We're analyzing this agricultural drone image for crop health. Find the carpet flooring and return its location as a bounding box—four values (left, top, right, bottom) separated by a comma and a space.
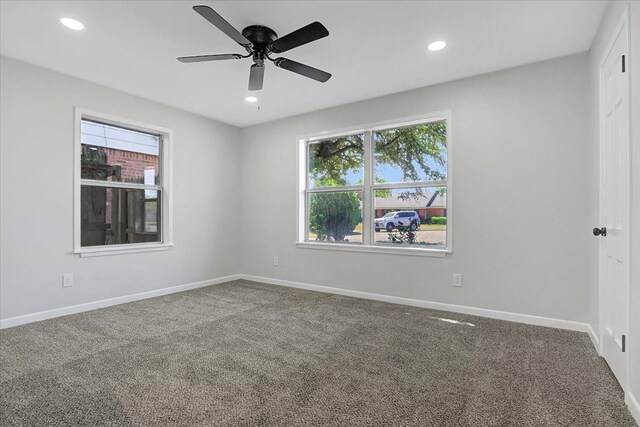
0, 280, 636, 426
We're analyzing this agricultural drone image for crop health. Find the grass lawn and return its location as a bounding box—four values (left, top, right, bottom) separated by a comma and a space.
421, 224, 447, 231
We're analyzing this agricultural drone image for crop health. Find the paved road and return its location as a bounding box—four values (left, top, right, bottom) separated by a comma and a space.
343, 230, 446, 246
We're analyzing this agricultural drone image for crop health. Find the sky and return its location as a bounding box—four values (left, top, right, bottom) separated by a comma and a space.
342, 156, 447, 185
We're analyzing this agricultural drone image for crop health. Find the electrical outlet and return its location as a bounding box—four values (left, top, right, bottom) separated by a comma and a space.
273, 256, 279, 266
453, 273, 462, 287
62, 273, 73, 288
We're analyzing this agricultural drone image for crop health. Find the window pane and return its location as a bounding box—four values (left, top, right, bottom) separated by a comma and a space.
374, 121, 447, 183
81, 186, 161, 247
308, 134, 364, 188
308, 191, 362, 243
373, 187, 446, 249
81, 119, 160, 184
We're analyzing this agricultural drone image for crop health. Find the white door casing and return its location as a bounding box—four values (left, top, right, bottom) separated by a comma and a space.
598, 8, 630, 391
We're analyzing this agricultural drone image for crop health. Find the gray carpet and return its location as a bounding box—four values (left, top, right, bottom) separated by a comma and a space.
0, 280, 636, 426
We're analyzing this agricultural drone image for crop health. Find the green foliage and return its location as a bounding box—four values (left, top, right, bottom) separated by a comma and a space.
308, 134, 363, 184
308, 122, 447, 184
81, 146, 110, 180
374, 122, 447, 181
430, 216, 447, 225
309, 179, 360, 241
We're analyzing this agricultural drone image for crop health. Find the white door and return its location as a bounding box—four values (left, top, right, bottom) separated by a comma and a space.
598, 14, 629, 390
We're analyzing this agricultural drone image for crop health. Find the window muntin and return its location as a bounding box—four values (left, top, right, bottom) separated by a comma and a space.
301, 114, 450, 253
75, 112, 171, 254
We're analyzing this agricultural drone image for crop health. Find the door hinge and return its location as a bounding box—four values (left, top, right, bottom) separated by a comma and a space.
622, 55, 626, 73
622, 334, 626, 352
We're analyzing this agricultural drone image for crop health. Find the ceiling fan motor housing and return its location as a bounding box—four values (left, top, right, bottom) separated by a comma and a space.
242, 25, 277, 49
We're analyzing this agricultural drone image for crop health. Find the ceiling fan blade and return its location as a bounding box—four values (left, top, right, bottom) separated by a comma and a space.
192, 5, 251, 48
248, 64, 265, 91
274, 58, 331, 83
177, 54, 244, 63
271, 22, 329, 53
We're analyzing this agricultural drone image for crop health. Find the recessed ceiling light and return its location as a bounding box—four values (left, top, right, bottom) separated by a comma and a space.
427, 40, 446, 52
60, 17, 84, 31
244, 96, 258, 103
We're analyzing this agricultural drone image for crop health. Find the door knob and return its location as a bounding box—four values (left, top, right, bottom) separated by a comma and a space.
593, 227, 607, 236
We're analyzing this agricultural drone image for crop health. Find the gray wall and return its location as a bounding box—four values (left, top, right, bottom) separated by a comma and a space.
239, 53, 591, 323
0, 56, 242, 319
588, 0, 640, 409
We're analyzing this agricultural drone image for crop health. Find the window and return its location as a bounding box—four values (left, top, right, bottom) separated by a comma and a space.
74, 109, 173, 256
298, 112, 451, 255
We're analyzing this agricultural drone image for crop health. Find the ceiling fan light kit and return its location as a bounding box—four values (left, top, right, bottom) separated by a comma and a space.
178, 5, 332, 91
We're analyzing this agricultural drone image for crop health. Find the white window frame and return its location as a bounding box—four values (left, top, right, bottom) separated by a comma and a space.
73, 107, 173, 257
296, 111, 452, 257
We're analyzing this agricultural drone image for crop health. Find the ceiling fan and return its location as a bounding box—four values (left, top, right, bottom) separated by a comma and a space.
177, 5, 332, 91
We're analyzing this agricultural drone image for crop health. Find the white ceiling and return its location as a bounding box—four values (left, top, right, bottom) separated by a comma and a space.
0, 1, 607, 127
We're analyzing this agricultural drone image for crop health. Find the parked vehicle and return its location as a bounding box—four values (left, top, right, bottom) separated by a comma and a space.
374, 211, 420, 232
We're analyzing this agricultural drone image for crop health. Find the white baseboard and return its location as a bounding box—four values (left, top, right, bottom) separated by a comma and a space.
586, 323, 600, 353
0, 274, 242, 329
0, 272, 594, 339
239, 274, 592, 334
626, 391, 640, 425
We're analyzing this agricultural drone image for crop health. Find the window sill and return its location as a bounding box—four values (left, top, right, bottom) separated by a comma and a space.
74, 243, 173, 258
296, 242, 449, 257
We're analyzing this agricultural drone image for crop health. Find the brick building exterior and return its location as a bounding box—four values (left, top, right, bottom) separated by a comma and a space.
104, 147, 158, 183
